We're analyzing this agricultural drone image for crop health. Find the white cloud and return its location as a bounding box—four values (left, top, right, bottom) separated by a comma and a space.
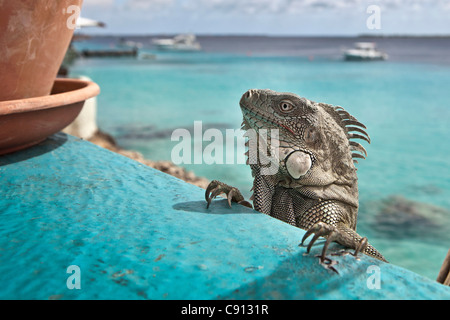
83, 0, 450, 14
124, 0, 174, 10
83, 0, 115, 7
172, 0, 450, 15
79, 0, 450, 35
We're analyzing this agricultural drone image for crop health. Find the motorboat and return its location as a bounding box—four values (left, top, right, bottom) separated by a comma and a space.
344, 42, 388, 61
118, 38, 143, 49
152, 34, 201, 51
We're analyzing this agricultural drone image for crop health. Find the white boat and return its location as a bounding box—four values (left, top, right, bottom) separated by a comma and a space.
118, 38, 143, 49
152, 34, 201, 51
76, 16, 106, 28
344, 42, 388, 61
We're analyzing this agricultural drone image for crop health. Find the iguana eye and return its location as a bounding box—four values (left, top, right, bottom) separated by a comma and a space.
279, 101, 294, 113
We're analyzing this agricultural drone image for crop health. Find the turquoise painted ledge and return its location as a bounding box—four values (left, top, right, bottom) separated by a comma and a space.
0, 133, 449, 300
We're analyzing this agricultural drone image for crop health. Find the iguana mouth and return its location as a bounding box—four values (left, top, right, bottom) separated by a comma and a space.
240, 103, 296, 136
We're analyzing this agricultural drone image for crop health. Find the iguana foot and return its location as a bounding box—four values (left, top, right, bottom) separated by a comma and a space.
205, 180, 253, 209
331, 237, 369, 261
300, 222, 341, 273
300, 221, 387, 264
316, 256, 339, 274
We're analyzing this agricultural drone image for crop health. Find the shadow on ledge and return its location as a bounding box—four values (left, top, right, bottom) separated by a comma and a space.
173, 199, 257, 214
0, 132, 68, 166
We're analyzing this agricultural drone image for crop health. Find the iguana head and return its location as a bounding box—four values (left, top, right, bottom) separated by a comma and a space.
240, 89, 370, 208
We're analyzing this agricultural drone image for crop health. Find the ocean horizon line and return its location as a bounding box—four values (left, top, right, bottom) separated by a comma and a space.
75, 33, 450, 39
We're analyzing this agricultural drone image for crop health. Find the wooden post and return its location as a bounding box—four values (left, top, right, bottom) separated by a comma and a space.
437, 249, 450, 286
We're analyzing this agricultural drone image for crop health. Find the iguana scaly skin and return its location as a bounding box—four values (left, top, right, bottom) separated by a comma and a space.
206, 89, 387, 268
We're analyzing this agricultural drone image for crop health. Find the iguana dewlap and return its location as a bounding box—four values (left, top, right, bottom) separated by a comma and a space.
206, 89, 387, 269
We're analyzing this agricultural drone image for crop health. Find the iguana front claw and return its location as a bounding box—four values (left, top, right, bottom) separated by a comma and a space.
300, 221, 384, 272
300, 222, 341, 273
205, 180, 253, 209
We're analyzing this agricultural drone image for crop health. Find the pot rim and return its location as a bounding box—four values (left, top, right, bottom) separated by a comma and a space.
0, 78, 100, 116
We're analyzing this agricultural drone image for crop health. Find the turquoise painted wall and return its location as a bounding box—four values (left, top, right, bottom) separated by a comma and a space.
0, 133, 448, 299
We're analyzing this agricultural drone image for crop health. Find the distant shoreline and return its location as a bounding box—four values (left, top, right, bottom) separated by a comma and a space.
74, 33, 450, 39
87, 130, 210, 190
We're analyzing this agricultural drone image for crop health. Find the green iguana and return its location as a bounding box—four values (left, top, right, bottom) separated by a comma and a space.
205, 89, 387, 270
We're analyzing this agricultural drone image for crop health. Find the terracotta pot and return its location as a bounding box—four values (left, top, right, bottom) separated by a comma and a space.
0, 0, 84, 101
0, 78, 100, 155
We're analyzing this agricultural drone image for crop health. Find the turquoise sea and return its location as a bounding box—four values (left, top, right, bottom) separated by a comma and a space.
71, 36, 450, 281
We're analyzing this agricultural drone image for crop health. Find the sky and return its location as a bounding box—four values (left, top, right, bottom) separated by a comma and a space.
79, 0, 450, 36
